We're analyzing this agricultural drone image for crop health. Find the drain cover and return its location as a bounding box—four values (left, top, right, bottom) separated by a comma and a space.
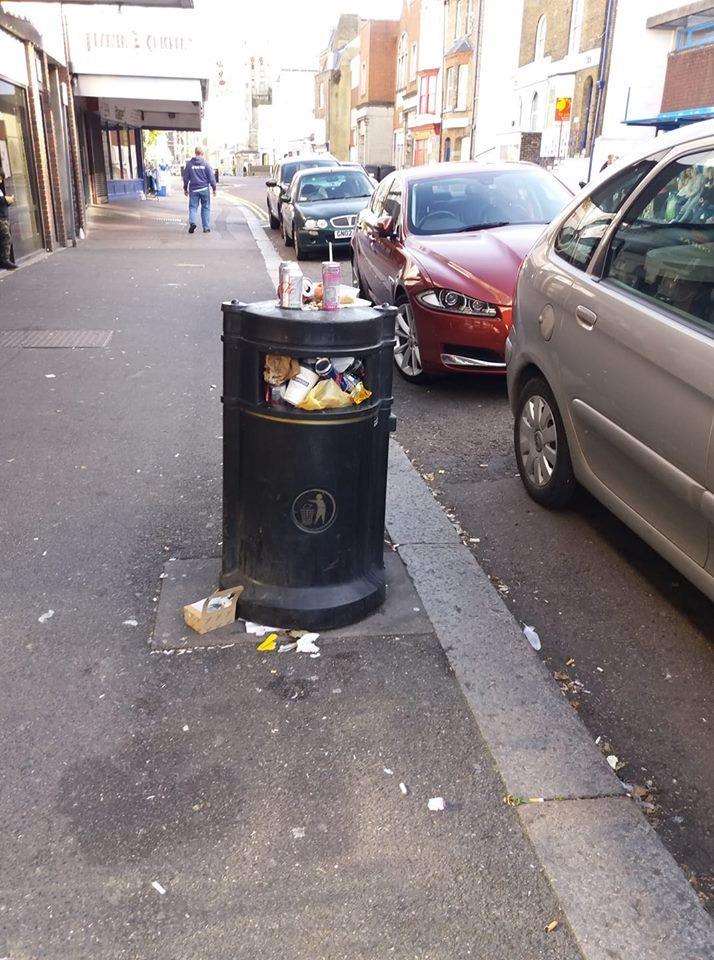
0, 329, 113, 349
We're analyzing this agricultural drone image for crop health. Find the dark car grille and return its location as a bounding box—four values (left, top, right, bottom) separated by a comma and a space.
330, 214, 357, 228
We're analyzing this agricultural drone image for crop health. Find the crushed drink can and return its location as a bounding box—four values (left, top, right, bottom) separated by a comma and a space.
321, 261, 340, 311
277, 261, 291, 302
279, 262, 304, 309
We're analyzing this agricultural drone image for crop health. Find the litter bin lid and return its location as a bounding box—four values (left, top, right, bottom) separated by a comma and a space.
222, 299, 397, 354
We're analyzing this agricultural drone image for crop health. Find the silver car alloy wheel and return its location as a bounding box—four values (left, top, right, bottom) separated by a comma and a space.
394, 300, 423, 378
519, 395, 558, 487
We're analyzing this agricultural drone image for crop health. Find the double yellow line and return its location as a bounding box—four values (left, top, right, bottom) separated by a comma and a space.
222, 191, 269, 222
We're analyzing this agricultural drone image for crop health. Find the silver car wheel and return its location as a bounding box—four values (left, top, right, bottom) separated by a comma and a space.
519, 395, 558, 488
394, 301, 423, 378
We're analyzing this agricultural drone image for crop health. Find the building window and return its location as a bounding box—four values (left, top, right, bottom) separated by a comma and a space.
569, 0, 583, 54
361, 62, 368, 97
107, 128, 122, 179
446, 66, 458, 111
529, 91, 540, 131
675, 15, 714, 49
419, 73, 438, 114
397, 32, 409, 88
410, 43, 418, 81
535, 15, 547, 60
319, 83, 325, 109
454, 0, 463, 38
466, 0, 474, 32
456, 64, 469, 111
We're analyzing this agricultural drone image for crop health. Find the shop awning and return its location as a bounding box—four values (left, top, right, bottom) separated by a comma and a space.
75, 75, 203, 103
624, 105, 714, 130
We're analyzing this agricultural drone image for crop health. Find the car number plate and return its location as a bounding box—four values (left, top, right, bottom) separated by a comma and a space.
334, 229, 354, 239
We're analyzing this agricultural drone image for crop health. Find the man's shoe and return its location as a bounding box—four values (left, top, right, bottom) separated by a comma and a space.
188, 223, 197, 234
1, 260, 17, 269
203, 228, 211, 233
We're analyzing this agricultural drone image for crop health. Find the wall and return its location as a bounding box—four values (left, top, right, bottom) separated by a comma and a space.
358, 105, 394, 164
661, 45, 714, 113
3, 1, 65, 64
473, 0, 524, 157
596, 0, 676, 167
361, 20, 398, 105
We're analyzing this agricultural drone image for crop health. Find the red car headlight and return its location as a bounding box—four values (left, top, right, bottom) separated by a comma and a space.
416, 288, 499, 317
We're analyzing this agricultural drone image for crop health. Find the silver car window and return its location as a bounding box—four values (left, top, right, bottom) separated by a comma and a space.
602, 148, 714, 336
553, 160, 658, 271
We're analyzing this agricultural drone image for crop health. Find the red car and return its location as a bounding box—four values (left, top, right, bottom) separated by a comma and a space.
351, 162, 571, 382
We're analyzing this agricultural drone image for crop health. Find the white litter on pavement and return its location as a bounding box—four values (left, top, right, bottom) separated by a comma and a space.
38, 609, 54, 624
606, 755, 619, 769
523, 625, 541, 651
44, 373, 56, 379
383, 768, 394, 775
291, 827, 305, 839
296, 633, 320, 655
151, 881, 166, 895
427, 797, 446, 812
182, 724, 189, 732
399, 782, 408, 795
245, 621, 281, 636
122, 618, 138, 627
278, 642, 297, 653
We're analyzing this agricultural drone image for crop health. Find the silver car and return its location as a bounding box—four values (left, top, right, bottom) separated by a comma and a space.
506, 121, 714, 602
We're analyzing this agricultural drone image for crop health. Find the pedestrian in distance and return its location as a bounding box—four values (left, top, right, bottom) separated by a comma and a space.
182, 146, 217, 234
0, 161, 17, 270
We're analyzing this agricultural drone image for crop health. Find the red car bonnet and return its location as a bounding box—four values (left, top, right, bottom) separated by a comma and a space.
408, 223, 547, 306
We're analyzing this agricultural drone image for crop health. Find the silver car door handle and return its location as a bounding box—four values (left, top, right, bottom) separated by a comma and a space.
576, 305, 598, 330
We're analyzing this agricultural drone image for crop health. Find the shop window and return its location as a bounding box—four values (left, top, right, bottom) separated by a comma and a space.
107, 129, 122, 179
0, 80, 42, 259
120, 127, 132, 178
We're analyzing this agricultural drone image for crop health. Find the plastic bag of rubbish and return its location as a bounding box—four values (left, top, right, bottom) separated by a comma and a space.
264, 354, 300, 385
298, 378, 352, 410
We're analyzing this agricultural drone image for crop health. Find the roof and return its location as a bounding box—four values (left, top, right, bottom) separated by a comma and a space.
444, 36, 474, 57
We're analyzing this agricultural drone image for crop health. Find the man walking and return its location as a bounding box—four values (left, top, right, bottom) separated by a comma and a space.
0, 161, 17, 269
182, 147, 216, 234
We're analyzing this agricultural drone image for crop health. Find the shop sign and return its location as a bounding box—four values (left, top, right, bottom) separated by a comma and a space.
555, 97, 572, 122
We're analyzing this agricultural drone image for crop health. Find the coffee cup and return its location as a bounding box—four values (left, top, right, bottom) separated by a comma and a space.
284, 365, 319, 405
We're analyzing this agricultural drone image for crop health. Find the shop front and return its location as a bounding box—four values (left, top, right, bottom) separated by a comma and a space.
0, 24, 43, 260
64, 5, 208, 204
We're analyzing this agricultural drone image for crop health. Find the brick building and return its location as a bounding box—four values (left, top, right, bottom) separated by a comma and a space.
512, 0, 608, 180
393, 0, 443, 168
351, 19, 398, 166
314, 14, 360, 160
440, 0, 478, 161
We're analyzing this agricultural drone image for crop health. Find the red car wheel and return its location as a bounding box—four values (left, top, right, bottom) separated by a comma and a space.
394, 297, 429, 384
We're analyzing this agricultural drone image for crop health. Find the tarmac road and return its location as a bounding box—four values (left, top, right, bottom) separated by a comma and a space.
227, 173, 714, 911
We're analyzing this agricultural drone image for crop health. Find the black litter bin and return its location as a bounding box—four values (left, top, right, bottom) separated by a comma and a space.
220, 299, 397, 630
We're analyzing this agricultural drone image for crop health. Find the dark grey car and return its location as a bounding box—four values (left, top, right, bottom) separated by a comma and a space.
265, 155, 336, 229
507, 120, 714, 602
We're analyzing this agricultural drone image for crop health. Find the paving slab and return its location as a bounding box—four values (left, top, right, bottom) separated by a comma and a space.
151, 550, 432, 651
519, 797, 714, 960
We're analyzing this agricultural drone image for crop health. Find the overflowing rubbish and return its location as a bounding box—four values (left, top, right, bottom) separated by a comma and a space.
427, 797, 446, 812
264, 348, 371, 412
183, 586, 243, 635
523, 624, 541, 651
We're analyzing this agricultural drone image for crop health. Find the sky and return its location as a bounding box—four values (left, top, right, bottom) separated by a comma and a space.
196, 0, 403, 71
